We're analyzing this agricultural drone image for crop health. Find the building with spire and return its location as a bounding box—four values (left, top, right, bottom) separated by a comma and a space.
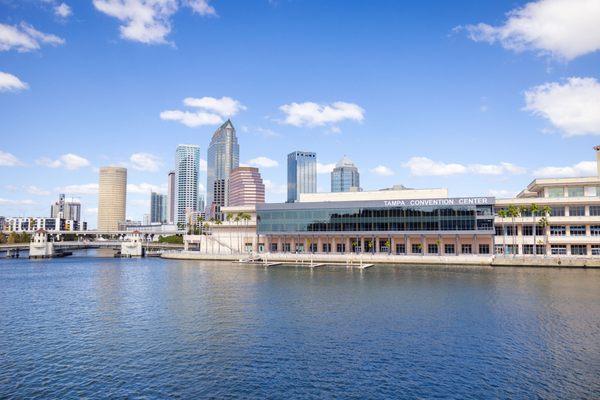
331, 155, 361, 192
207, 119, 239, 219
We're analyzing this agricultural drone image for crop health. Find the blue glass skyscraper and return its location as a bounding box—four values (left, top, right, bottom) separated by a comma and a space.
331, 156, 360, 192
287, 151, 317, 202
207, 119, 239, 218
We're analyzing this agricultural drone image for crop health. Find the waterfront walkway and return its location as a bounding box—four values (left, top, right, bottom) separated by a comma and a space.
162, 251, 600, 268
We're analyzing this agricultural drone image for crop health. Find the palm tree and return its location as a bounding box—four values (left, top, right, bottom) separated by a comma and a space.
530, 204, 539, 256
540, 205, 552, 256
225, 213, 233, 253
497, 209, 508, 255
538, 216, 550, 257
507, 205, 520, 256
214, 218, 223, 254
234, 213, 241, 253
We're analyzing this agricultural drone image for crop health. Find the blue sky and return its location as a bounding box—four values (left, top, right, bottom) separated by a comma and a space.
1, 0, 600, 227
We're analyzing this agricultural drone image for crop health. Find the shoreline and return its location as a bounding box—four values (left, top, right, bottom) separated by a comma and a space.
161, 251, 600, 268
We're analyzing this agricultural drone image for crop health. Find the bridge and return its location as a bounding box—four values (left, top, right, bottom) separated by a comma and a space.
1, 229, 184, 237
1, 237, 183, 258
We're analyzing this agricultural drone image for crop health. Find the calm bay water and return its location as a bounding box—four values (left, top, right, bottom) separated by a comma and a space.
1, 254, 599, 399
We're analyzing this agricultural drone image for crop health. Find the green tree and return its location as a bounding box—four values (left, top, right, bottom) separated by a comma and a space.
530, 203, 539, 256
507, 205, 520, 256
497, 209, 508, 255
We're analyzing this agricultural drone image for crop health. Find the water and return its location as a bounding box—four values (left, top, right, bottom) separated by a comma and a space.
1, 255, 599, 399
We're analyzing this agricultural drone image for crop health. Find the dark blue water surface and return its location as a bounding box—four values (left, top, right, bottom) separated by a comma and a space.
1, 254, 599, 399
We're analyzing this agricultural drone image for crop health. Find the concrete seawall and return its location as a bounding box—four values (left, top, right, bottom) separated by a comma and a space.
162, 251, 600, 268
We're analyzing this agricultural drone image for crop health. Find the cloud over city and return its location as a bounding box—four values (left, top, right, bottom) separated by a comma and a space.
0, 22, 64, 52
36, 154, 90, 170
403, 157, 526, 176
279, 101, 365, 130
461, 0, 600, 61
160, 96, 246, 127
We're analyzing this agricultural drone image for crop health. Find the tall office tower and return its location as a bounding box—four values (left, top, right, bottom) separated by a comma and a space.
331, 155, 361, 192
228, 167, 265, 206
175, 144, 200, 226
98, 166, 127, 231
287, 151, 316, 202
207, 119, 239, 218
50, 194, 82, 221
198, 194, 205, 214
167, 170, 175, 223
150, 192, 167, 223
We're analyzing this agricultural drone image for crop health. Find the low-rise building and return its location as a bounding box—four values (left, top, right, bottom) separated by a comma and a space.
5, 217, 87, 232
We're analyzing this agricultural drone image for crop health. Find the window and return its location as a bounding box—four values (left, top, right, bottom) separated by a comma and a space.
568, 187, 584, 197
336, 243, 346, 253
461, 244, 472, 254
535, 226, 544, 236
522, 225, 533, 236
547, 187, 564, 198
270, 243, 278, 252
592, 245, 600, 256
590, 206, 600, 216
571, 245, 587, 255
309, 243, 318, 252
494, 245, 504, 255
495, 226, 503, 236
591, 226, 600, 236
479, 244, 490, 254
505, 226, 514, 235
427, 244, 438, 254
283, 243, 291, 252
395, 243, 405, 254
535, 245, 545, 255
322, 243, 331, 253
569, 225, 586, 236
569, 206, 585, 216
444, 244, 455, 254
550, 225, 566, 236
523, 244, 534, 255
550, 206, 565, 216
412, 244, 422, 254
506, 245, 519, 255
551, 245, 567, 255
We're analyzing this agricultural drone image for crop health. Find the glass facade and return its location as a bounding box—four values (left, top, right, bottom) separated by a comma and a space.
175, 145, 200, 226
150, 192, 167, 223
287, 151, 316, 202
331, 156, 360, 192
257, 199, 495, 234
207, 120, 239, 218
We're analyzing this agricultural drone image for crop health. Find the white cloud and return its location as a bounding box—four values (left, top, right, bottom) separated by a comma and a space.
0, 22, 64, 52
247, 156, 279, 168
56, 183, 99, 195
370, 165, 395, 176
462, 0, 600, 61
0, 71, 28, 92
524, 77, 600, 136
37, 153, 90, 170
130, 152, 162, 172
25, 186, 51, 196
279, 101, 365, 128
403, 157, 526, 176
128, 183, 166, 194
316, 162, 335, 174
93, 0, 216, 44
55, 3, 72, 18
533, 161, 596, 177
161, 96, 245, 127
0, 198, 36, 206
0, 150, 23, 166
200, 158, 207, 171
263, 179, 287, 195
183, 96, 245, 116
186, 0, 216, 16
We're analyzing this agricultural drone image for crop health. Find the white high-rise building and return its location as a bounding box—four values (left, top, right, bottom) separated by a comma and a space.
175, 145, 200, 227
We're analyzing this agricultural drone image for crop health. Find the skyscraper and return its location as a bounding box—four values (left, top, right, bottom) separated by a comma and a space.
167, 170, 175, 223
207, 119, 239, 218
50, 194, 82, 221
175, 145, 200, 227
331, 155, 361, 192
98, 166, 127, 231
150, 192, 167, 223
228, 167, 265, 206
287, 151, 316, 202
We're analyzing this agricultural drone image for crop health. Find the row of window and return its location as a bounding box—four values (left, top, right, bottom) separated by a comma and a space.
268, 242, 490, 254
494, 244, 600, 255
496, 225, 600, 236
496, 205, 600, 217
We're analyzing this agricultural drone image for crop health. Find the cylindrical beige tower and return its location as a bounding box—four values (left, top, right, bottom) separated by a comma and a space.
98, 166, 127, 231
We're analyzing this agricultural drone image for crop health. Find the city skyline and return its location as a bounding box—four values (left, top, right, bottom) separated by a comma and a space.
1, 1, 600, 227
